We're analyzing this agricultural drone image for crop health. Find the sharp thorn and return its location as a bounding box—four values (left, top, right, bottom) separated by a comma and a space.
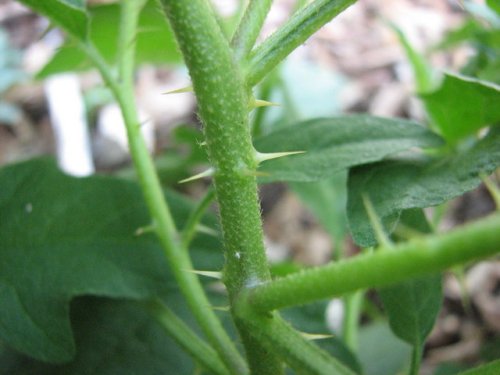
185, 270, 222, 279
300, 332, 334, 341
255, 150, 305, 163
162, 85, 193, 95
248, 96, 281, 109
179, 168, 214, 184
211, 305, 231, 312
135, 224, 156, 236
196, 224, 219, 237
252, 99, 280, 108
255, 99, 280, 107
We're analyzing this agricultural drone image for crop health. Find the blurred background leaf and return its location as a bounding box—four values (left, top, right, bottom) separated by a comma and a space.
0, 158, 223, 363
347, 128, 500, 247
17, 0, 88, 41
37, 0, 181, 78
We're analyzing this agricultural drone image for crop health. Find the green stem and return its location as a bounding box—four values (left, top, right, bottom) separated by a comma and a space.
78, 4, 244, 374
231, 0, 274, 61
244, 213, 500, 312
147, 300, 231, 375
409, 344, 422, 375
233, 310, 355, 375
246, 0, 356, 87
117, 0, 147, 84
181, 188, 216, 248
342, 291, 363, 352
160, 1, 281, 373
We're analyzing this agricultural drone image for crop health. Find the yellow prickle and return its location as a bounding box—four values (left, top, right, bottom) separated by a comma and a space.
299, 332, 334, 341
248, 95, 280, 109
185, 270, 223, 279
255, 150, 305, 164
179, 168, 214, 183
134, 224, 156, 236
161, 85, 193, 95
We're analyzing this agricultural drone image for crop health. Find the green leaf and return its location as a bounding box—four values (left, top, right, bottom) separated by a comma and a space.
347, 129, 500, 247
37, 1, 180, 78
433, 363, 469, 375
488, 0, 500, 15
59, 0, 84, 9
0, 297, 195, 375
379, 210, 442, 351
290, 171, 348, 249
0, 158, 222, 363
421, 73, 500, 143
458, 359, 500, 375
378, 210, 442, 373
357, 321, 412, 375
17, 0, 88, 41
254, 115, 443, 182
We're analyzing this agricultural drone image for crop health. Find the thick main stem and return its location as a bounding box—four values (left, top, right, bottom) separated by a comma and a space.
161, 1, 281, 373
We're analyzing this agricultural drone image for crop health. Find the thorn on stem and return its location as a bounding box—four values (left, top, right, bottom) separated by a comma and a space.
179, 168, 214, 184
196, 224, 219, 237
135, 224, 156, 236
185, 269, 222, 280
299, 332, 334, 341
211, 305, 230, 312
255, 150, 305, 164
249, 98, 280, 109
162, 85, 193, 95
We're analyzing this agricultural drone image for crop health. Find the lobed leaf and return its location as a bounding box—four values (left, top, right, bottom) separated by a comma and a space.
254, 115, 444, 182
0, 158, 222, 363
421, 73, 500, 143
17, 0, 88, 41
347, 129, 500, 247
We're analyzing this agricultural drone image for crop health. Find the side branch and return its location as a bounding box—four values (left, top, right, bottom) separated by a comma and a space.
243, 213, 500, 312
246, 0, 356, 87
231, 0, 274, 61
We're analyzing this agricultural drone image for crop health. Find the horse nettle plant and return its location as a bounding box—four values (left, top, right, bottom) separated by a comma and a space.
1, 1, 500, 374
